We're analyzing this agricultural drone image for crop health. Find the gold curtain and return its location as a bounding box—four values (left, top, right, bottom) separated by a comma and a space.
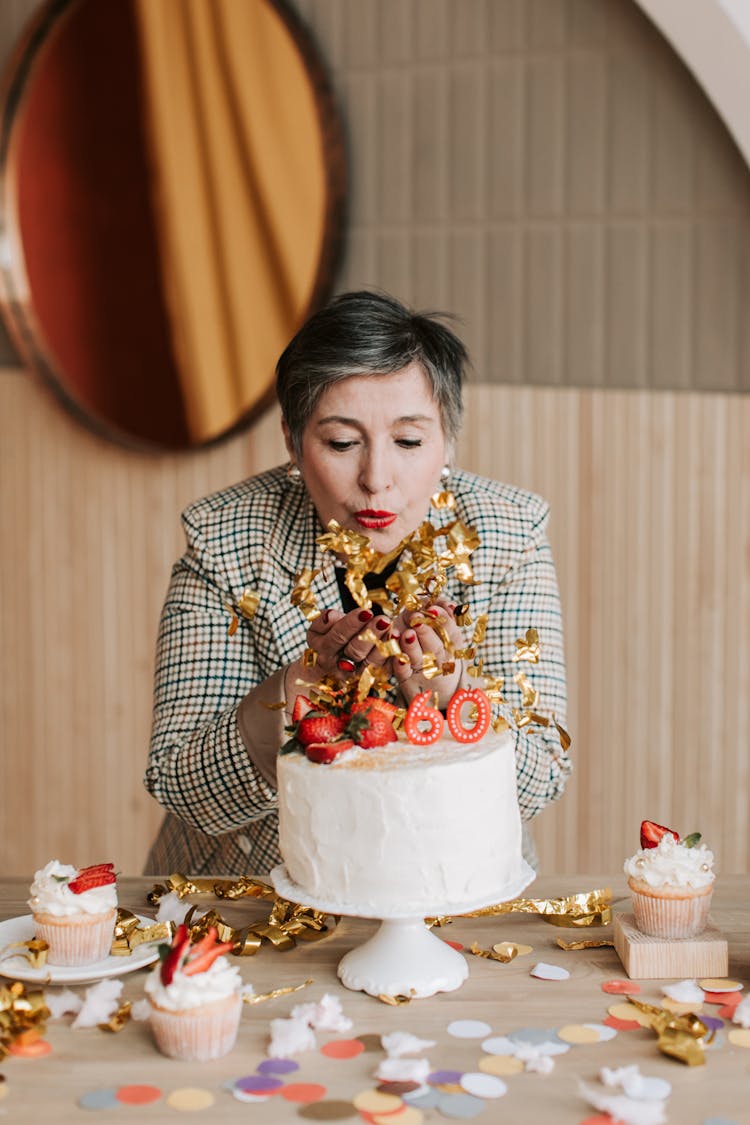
133, 0, 328, 443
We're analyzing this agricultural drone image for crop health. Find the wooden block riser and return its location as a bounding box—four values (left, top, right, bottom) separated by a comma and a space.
614, 913, 729, 979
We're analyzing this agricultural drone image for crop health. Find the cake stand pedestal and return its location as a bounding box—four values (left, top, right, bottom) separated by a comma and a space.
271, 862, 535, 999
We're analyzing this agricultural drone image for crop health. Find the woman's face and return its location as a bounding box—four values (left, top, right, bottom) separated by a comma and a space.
288, 362, 450, 554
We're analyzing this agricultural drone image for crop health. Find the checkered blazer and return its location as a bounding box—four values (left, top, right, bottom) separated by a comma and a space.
144, 464, 570, 876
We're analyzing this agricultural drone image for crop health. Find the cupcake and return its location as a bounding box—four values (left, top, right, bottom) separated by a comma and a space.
624, 821, 715, 939
28, 860, 117, 966
145, 924, 242, 1061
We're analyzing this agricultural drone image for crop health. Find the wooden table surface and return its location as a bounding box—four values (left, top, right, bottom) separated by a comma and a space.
1, 874, 749, 1122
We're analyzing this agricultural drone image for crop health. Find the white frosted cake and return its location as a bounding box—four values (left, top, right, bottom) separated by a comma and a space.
276, 727, 534, 917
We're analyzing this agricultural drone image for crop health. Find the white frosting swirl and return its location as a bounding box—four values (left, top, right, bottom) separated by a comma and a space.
624, 834, 715, 889
28, 860, 117, 917
144, 956, 242, 1012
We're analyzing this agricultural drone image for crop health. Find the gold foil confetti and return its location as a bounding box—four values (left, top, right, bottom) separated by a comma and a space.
111, 909, 171, 955
147, 875, 337, 955
468, 941, 518, 963
450, 887, 612, 927
556, 937, 615, 951
626, 996, 710, 1065
0, 982, 49, 1059
377, 992, 415, 1006
512, 628, 541, 664
244, 979, 313, 1004
238, 589, 260, 619
0, 939, 48, 969
290, 568, 321, 620
98, 1001, 132, 1032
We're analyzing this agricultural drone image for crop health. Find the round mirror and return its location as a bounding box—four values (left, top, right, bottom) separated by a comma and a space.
0, 0, 346, 450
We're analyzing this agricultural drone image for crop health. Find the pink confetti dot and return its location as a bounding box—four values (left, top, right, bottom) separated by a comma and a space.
601, 980, 640, 995
321, 1039, 365, 1060
279, 1083, 327, 1103
603, 1015, 641, 1031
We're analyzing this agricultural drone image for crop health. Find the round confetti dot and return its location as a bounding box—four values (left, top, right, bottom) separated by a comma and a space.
435, 1083, 464, 1094
298, 1101, 360, 1121
402, 1087, 441, 1109
718, 1004, 741, 1018
166, 1088, 215, 1111
661, 997, 702, 1015
580, 1117, 621, 1125
530, 962, 570, 981
603, 1015, 641, 1032
607, 1002, 652, 1027
8, 1038, 52, 1058
444, 940, 464, 951
428, 1069, 464, 1084
727, 1029, 750, 1048
705, 990, 742, 1007
701, 1014, 724, 1031
602, 979, 640, 995
481, 1035, 517, 1055
0, 1084, 7, 1104
322, 1038, 365, 1059
700, 979, 743, 992
557, 1024, 602, 1045
459, 1072, 507, 1098
78, 1088, 121, 1110
280, 1083, 328, 1104
509, 1027, 564, 1047
437, 1091, 486, 1119
233, 1089, 270, 1104
702, 1119, 742, 1125
447, 1020, 492, 1039
377, 1082, 421, 1095
236, 1075, 284, 1094
257, 1057, 300, 1075
478, 1054, 524, 1077
373, 1108, 424, 1125
116, 1085, 161, 1106
583, 1022, 618, 1042
353, 1089, 403, 1113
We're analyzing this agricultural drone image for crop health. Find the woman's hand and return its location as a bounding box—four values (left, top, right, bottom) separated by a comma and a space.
303, 607, 393, 680
389, 601, 466, 708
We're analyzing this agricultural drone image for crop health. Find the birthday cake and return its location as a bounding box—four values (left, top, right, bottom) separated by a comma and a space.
277, 723, 534, 917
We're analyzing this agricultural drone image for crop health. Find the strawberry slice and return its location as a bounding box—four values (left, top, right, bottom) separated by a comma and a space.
68, 864, 117, 894
160, 924, 191, 985
182, 939, 234, 977
297, 711, 348, 746
291, 695, 315, 723
640, 820, 678, 849
305, 739, 354, 763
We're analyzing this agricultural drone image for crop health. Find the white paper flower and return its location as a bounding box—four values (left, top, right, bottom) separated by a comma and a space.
239, 982, 255, 1002
130, 999, 151, 1021
267, 1016, 316, 1057
524, 1053, 555, 1075
291, 992, 352, 1032
71, 979, 124, 1029
44, 988, 83, 1019
381, 1031, 436, 1057
579, 1080, 667, 1125
601, 1065, 671, 1100
154, 891, 193, 925
660, 979, 704, 1005
732, 994, 750, 1028
375, 1057, 431, 1083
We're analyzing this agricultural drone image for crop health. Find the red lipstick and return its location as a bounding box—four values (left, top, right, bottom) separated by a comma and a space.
355, 510, 397, 530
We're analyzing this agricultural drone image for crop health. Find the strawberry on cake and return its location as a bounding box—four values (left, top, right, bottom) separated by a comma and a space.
28, 860, 118, 966
145, 924, 242, 1060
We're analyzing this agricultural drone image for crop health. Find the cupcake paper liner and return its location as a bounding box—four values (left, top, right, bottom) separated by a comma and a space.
149, 993, 242, 1061
629, 884, 713, 939
32, 908, 116, 966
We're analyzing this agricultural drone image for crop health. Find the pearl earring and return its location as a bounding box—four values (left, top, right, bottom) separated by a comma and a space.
287, 463, 301, 480
440, 465, 451, 483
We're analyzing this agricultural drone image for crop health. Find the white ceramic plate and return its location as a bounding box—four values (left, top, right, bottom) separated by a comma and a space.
0, 914, 160, 984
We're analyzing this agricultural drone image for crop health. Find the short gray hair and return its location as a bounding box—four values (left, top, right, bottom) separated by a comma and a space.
276, 290, 469, 456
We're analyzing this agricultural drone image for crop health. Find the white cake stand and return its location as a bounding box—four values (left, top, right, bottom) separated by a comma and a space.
270, 862, 535, 999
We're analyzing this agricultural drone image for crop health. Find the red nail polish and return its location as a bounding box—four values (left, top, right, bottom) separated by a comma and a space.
391, 630, 400, 641
375, 618, 389, 631
426, 607, 440, 618
358, 610, 373, 622
338, 658, 356, 672
404, 632, 416, 644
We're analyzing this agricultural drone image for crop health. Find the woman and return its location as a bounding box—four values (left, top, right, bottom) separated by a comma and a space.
144, 290, 570, 875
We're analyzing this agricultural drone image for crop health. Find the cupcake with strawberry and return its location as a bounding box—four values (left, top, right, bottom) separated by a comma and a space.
624, 821, 716, 939
145, 924, 242, 1061
28, 860, 118, 965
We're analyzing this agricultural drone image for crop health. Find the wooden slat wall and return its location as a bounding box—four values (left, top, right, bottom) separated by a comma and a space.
1, 0, 749, 876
